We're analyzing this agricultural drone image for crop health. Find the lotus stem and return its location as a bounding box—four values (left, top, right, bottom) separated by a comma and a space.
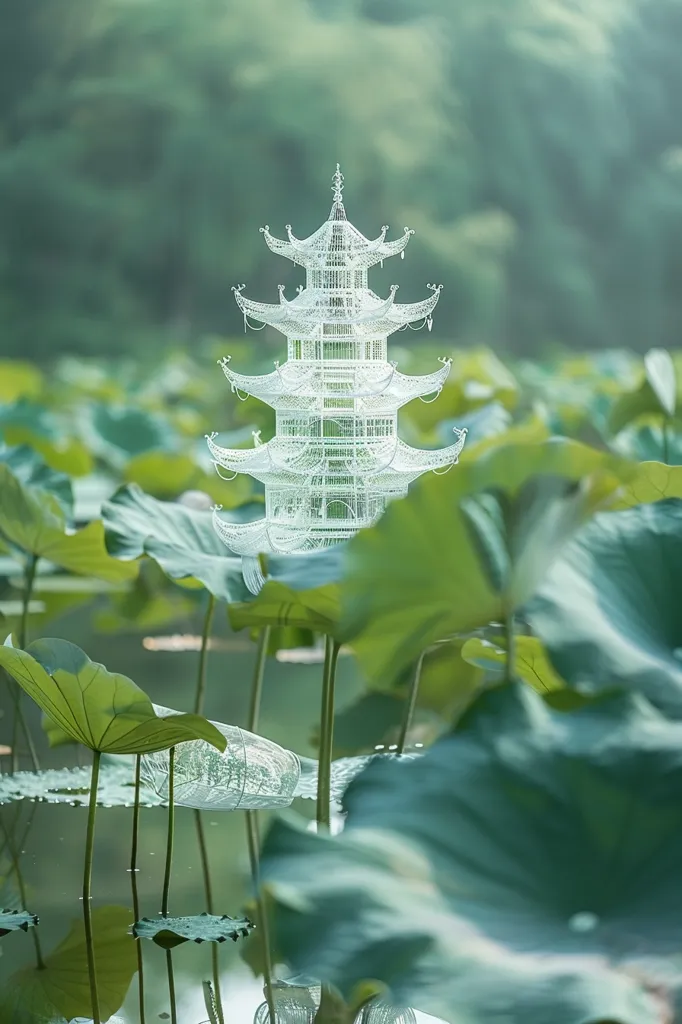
130, 755, 146, 1024
245, 811, 277, 1024
244, 626, 276, 1024
247, 625, 271, 733
10, 553, 40, 773
194, 592, 216, 716
397, 650, 426, 754
194, 809, 224, 1024
0, 809, 44, 970
192, 591, 224, 1022
83, 749, 101, 1024
316, 636, 341, 831
162, 746, 177, 1024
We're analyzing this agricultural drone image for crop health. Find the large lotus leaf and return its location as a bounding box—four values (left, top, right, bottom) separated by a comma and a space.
0, 909, 38, 936
0, 445, 73, 521
132, 913, 254, 948
613, 460, 682, 507
260, 684, 682, 1024
0, 464, 136, 583
102, 484, 250, 601
0, 638, 227, 754
461, 635, 566, 694
608, 348, 677, 435
611, 420, 682, 465
0, 905, 136, 1024
0, 403, 93, 477
124, 449, 254, 507
528, 499, 682, 717
228, 546, 345, 636
0, 361, 43, 403
85, 403, 176, 467
342, 440, 632, 685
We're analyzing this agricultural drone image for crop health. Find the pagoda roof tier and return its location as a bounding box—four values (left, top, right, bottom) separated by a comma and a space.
258, 165, 413, 272
260, 220, 413, 272
206, 430, 467, 488
233, 284, 441, 338
212, 513, 367, 557
218, 356, 452, 409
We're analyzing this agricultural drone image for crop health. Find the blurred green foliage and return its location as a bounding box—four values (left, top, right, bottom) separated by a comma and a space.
2, 0, 682, 359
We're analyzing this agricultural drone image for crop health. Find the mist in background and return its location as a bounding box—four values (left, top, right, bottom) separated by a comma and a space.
2, 0, 682, 360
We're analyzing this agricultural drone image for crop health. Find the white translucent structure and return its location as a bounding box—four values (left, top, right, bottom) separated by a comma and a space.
254, 977, 417, 1024
208, 166, 466, 562
140, 705, 418, 811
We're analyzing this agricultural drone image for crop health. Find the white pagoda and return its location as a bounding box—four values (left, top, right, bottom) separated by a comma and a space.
207, 166, 466, 563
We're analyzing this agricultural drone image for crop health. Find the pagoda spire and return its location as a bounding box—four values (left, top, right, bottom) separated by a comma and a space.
208, 168, 466, 573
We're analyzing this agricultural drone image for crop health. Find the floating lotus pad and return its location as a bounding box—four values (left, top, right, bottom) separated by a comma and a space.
0, 909, 39, 936
132, 913, 254, 948
0, 762, 164, 808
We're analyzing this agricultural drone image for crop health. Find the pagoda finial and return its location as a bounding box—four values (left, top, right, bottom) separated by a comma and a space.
332, 163, 344, 204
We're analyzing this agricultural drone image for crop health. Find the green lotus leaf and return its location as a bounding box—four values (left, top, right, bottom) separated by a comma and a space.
342, 440, 632, 685
260, 684, 681, 1024
85, 403, 176, 467
611, 420, 682, 464
613, 460, 682, 508
0, 637, 227, 754
0, 360, 43, 403
102, 483, 250, 601
0, 905, 136, 1023
0, 403, 93, 477
132, 913, 254, 948
608, 348, 677, 435
124, 449, 254, 508
228, 547, 344, 636
528, 499, 682, 717
460, 635, 566, 694
0, 444, 73, 521
0, 463, 136, 582
0, 909, 38, 936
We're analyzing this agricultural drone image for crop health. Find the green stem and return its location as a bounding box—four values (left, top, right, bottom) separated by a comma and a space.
192, 593, 224, 1022
194, 809, 224, 1024
194, 593, 216, 716
316, 637, 341, 832
504, 610, 516, 683
244, 626, 275, 1023
248, 626, 271, 733
166, 950, 177, 1024
130, 755, 146, 1024
83, 749, 101, 1024
245, 811, 277, 1024
162, 747, 175, 918
9, 554, 41, 774
162, 747, 177, 1024
19, 554, 38, 650
396, 651, 426, 755
0, 808, 44, 970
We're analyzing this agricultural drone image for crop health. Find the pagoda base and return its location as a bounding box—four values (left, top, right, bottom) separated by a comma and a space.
213, 509, 381, 556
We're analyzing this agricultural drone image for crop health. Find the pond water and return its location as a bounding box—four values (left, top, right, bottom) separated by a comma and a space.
0, 602, 365, 1023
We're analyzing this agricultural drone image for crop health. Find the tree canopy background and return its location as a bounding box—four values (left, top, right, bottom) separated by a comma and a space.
2, 0, 682, 360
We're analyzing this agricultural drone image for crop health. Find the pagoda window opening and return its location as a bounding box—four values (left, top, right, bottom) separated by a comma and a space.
365, 417, 393, 438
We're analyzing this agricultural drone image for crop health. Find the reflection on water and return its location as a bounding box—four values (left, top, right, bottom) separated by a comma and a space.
0, 609, 364, 1022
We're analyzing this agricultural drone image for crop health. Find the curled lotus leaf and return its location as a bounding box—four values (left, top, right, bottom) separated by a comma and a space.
132, 913, 254, 949
0, 637, 227, 755
0, 909, 38, 936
